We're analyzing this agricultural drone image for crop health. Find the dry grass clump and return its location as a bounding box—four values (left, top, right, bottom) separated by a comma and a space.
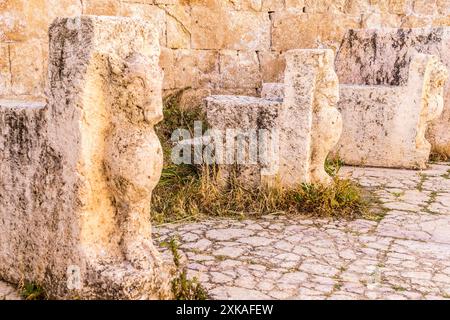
156, 89, 207, 165
430, 145, 450, 162
152, 164, 368, 224
152, 91, 369, 224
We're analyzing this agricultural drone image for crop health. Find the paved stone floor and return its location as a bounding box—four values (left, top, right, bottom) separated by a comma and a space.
1, 163, 450, 300
156, 163, 450, 300
0, 281, 21, 300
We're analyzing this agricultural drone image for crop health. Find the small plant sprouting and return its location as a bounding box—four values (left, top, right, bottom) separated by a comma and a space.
325, 157, 344, 177
160, 236, 182, 268
417, 173, 427, 192
429, 148, 450, 163
20, 282, 47, 300
162, 237, 209, 301
392, 285, 407, 292
171, 271, 209, 301
391, 191, 404, 198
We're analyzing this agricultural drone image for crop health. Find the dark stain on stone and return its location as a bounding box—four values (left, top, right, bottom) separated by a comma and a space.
256, 105, 280, 130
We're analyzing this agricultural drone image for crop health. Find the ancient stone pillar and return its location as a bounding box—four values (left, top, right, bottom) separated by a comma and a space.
279, 49, 342, 186
203, 49, 342, 187
0, 16, 172, 299
335, 27, 450, 159
334, 53, 448, 169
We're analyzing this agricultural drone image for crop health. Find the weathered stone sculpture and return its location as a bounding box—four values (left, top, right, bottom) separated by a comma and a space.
104, 52, 164, 272
333, 53, 448, 169
0, 16, 172, 299
204, 49, 342, 187
280, 49, 342, 186
335, 27, 450, 159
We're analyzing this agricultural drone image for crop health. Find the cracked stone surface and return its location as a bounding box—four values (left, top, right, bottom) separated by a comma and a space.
155, 163, 450, 300
1, 164, 450, 300
0, 281, 21, 300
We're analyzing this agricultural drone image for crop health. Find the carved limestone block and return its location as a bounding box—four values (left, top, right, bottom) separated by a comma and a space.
333, 53, 448, 169
205, 95, 282, 187
335, 27, 450, 158
280, 49, 342, 186
0, 16, 172, 299
203, 49, 342, 187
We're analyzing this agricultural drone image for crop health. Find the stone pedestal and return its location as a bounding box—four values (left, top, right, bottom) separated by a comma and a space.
334, 53, 447, 169
203, 49, 342, 187
336, 27, 450, 158
0, 16, 173, 299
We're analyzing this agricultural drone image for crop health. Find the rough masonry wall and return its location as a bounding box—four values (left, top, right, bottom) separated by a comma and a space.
1, 0, 449, 103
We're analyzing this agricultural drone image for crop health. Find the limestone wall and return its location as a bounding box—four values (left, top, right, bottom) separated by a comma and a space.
1, 0, 449, 103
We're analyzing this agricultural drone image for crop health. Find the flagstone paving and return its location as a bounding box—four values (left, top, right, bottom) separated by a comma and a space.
0, 281, 21, 300
2, 163, 450, 300
155, 163, 450, 300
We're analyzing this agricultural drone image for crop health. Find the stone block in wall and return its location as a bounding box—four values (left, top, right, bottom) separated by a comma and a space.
1, 0, 47, 41
160, 47, 176, 89
257, 50, 286, 83
219, 50, 261, 89
336, 27, 450, 158
10, 40, 45, 98
303, 0, 347, 13
0, 16, 173, 299
285, 0, 306, 10
35, 1, 83, 57
344, 0, 377, 15
334, 54, 447, 169
0, 0, 82, 41
166, 18, 190, 49
271, 11, 361, 51
0, 2, 27, 41
412, 0, 437, 15
261, 0, 285, 11
82, 0, 122, 16
361, 11, 403, 28
161, 48, 219, 89
154, 0, 178, 4
181, 0, 254, 10
223, 0, 285, 12
164, 4, 191, 49
437, 0, 450, 15
360, 11, 381, 28
401, 15, 432, 27
388, 0, 410, 15
226, 0, 262, 11
1, 0, 81, 99
175, 49, 219, 88
120, 2, 167, 47
432, 15, 450, 27
189, 6, 271, 50
126, 0, 156, 4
